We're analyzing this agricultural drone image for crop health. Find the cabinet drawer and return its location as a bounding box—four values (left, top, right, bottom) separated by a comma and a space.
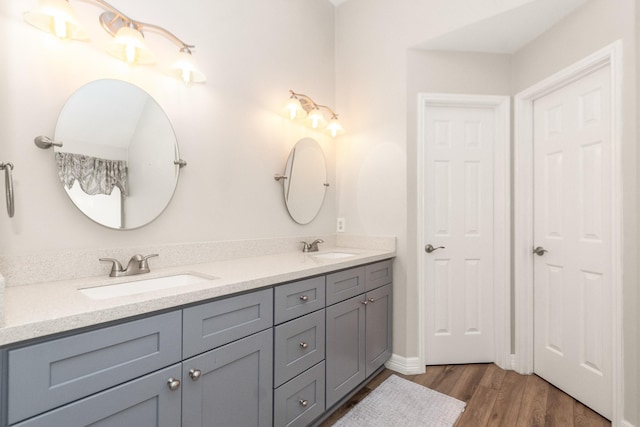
7, 311, 182, 425
274, 276, 325, 324
365, 259, 393, 291
183, 288, 273, 358
274, 361, 325, 427
274, 310, 325, 387
13, 364, 182, 427
326, 266, 365, 305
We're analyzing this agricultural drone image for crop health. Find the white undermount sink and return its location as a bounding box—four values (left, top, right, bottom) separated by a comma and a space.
311, 252, 356, 260
79, 273, 217, 300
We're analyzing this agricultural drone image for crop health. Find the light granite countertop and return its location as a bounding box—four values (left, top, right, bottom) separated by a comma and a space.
0, 246, 394, 347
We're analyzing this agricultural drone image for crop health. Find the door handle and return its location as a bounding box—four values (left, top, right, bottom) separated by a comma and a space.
425, 244, 445, 253
532, 246, 548, 256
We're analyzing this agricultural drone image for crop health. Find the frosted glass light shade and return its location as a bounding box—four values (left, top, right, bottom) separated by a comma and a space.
24, 0, 88, 40
307, 108, 325, 129
326, 116, 344, 138
106, 26, 155, 65
285, 97, 306, 120
168, 51, 206, 83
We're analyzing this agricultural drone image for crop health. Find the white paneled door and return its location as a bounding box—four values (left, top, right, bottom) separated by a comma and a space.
423, 104, 498, 365
532, 65, 612, 419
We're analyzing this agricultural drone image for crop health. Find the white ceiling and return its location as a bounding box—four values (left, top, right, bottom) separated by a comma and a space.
416, 0, 589, 54
328, 0, 588, 54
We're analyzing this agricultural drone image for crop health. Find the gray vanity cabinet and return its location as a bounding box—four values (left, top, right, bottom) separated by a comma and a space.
325, 295, 366, 408
12, 364, 182, 427
181, 329, 273, 427
325, 261, 393, 409
6, 311, 182, 425
364, 284, 393, 375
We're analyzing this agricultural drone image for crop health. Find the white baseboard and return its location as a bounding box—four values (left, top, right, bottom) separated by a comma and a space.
385, 354, 425, 375
621, 420, 636, 427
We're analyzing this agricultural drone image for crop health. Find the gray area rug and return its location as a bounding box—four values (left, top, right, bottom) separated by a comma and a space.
333, 375, 466, 427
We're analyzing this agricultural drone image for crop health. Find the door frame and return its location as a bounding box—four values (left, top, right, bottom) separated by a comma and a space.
513, 41, 623, 423
417, 93, 511, 370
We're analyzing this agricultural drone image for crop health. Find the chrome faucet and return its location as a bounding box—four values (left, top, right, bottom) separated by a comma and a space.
301, 239, 324, 253
100, 254, 159, 277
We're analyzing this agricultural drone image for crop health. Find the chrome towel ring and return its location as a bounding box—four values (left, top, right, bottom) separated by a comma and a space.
0, 162, 14, 218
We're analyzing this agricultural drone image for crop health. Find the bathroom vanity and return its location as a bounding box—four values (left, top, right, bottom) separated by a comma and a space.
0, 249, 393, 427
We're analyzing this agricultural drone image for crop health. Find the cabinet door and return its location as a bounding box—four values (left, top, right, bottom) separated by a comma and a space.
13, 364, 182, 427
365, 284, 393, 376
325, 295, 366, 408
182, 329, 273, 427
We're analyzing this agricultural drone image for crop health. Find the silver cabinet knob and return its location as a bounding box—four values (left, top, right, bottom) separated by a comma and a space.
167, 378, 181, 391
189, 368, 202, 381
425, 244, 445, 253
299, 295, 309, 302
299, 342, 309, 349
533, 246, 548, 256
299, 399, 309, 407
368, 297, 375, 303
360, 300, 368, 305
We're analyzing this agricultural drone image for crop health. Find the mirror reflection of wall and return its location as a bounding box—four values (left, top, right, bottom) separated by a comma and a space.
282, 138, 328, 225
53, 79, 181, 229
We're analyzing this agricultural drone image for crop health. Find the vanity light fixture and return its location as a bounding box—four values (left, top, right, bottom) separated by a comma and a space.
24, 0, 206, 83
286, 90, 345, 138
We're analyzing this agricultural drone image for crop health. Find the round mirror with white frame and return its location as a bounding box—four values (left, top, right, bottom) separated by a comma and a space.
53, 79, 181, 229
282, 137, 328, 224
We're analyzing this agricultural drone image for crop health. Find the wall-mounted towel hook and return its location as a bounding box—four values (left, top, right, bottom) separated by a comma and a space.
0, 162, 14, 218
274, 174, 288, 182
34, 135, 63, 149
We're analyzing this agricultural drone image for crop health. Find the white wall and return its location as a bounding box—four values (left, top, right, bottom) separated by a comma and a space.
334, 0, 536, 372
0, 0, 337, 255
336, 0, 638, 423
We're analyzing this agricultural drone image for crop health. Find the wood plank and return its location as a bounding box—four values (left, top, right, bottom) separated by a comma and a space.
574, 401, 608, 427
448, 364, 489, 402
428, 364, 466, 395
545, 384, 574, 426
455, 385, 498, 427
414, 364, 446, 388
479, 363, 507, 389
320, 366, 612, 427
487, 370, 527, 427
516, 374, 549, 426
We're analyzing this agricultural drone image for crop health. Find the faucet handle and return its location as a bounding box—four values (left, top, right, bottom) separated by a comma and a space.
312, 239, 324, 245
139, 254, 159, 271
300, 242, 311, 253
99, 258, 124, 277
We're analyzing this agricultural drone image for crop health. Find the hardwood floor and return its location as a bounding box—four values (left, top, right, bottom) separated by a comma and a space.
320, 364, 610, 427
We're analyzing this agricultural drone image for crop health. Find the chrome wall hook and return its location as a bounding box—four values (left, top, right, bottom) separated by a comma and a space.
0, 162, 14, 218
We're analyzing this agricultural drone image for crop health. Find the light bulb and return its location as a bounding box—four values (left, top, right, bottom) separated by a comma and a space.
308, 108, 324, 129
285, 97, 305, 120
125, 44, 136, 64
52, 16, 67, 38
